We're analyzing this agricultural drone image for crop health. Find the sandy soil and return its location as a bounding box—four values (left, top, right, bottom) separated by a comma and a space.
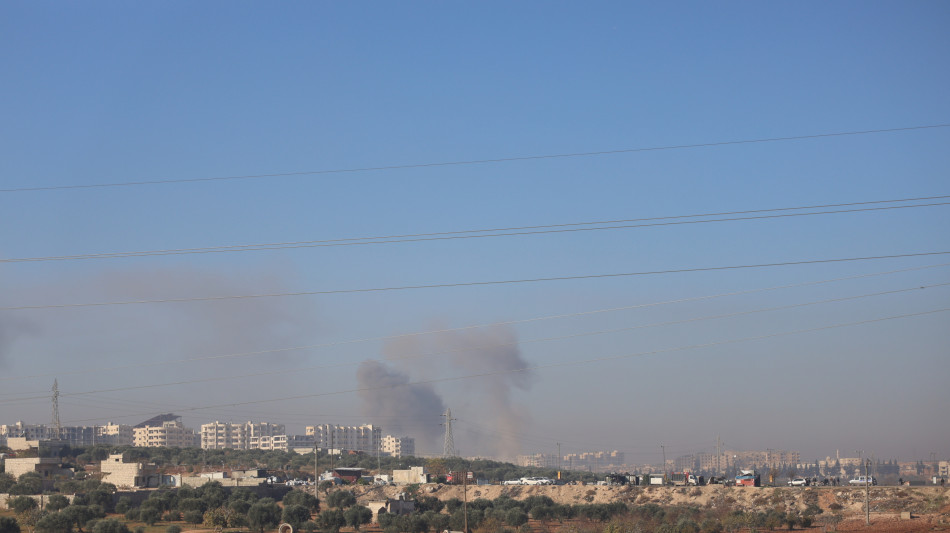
346, 483, 950, 532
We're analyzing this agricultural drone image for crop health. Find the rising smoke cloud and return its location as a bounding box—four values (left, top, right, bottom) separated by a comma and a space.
358, 323, 533, 459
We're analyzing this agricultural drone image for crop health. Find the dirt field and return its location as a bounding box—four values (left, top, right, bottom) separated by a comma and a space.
348, 483, 950, 532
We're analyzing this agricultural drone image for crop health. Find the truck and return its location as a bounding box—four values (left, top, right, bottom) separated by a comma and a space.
669, 472, 704, 486
735, 469, 761, 487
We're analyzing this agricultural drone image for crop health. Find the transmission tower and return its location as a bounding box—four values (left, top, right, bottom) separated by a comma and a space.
441, 408, 457, 457
51, 379, 62, 440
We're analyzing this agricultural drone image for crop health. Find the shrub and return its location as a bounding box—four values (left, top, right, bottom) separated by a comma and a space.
165, 526, 182, 533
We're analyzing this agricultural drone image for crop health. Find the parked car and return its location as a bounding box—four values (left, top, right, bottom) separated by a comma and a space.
788, 477, 809, 487
502, 479, 522, 485
849, 475, 877, 486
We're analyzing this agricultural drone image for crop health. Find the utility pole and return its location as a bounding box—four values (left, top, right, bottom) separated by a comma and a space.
557, 442, 561, 478
661, 445, 667, 482
717, 435, 721, 476
865, 458, 871, 525
314, 441, 319, 497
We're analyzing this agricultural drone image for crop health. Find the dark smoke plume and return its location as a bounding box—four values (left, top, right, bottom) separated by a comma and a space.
356, 359, 446, 448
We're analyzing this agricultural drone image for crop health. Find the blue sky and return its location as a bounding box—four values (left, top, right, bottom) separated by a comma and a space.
1, 2, 949, 464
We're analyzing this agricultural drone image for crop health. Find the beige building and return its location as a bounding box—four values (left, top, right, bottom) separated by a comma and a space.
132, 414, 197, 448
200, 421, 285, 450
381, 435, 415, 457
99, 454, 162, 489
97, 423, 134, 446
3, 457, 71, 489
517, 453, 557, 468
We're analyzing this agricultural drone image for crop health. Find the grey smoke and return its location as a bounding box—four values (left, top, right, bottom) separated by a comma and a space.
1, 265, 321, 424
0, 314, 40, 368
366, 324, 533, 459
356, 359, 446, 448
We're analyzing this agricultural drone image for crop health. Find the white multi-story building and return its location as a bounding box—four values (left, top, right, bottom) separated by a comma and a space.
306, 424, 382, 454
381, 435, 415, 457
1, 421, 51, 440
132, 414, 197, 448
200, 421, 286, 450
97, 422, 134, 446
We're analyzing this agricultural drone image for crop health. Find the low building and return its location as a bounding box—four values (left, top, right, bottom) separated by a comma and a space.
331, 467, 365, 484
99, 454, 164, 489
366, 493, 415, 522
3, 457, 72, 489
392, 466, 428, 485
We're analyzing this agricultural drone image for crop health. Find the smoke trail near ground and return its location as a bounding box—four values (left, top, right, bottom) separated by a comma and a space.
374, 323, 534, 459
356, 359, 446, 450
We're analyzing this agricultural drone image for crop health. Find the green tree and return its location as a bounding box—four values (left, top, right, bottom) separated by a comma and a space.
326, 490, 357, 509
0, 516, 21, 533
91, 519, 130, 533
0, 473, 17, 493
201, 508, 228, 529
35, 512, 74, 533
247, 499, 281, 533
344, 505, 373, 531
318, 508, 346, 533
282, 504, 312, 530
9, 496, 38, 515
283, 490, 320, 512
183, 510, 204, 525
139, 507, 161, 526
10, 473, 42, 495
61, 504, 99, 532
506, 508, 528, 527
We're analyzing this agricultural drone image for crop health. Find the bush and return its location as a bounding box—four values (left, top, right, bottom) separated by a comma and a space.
91, 519, 130, 533
183, 510, 203, 525
9, 496, 38, 515
0, 516, 21, 533
165, 526, 182, 533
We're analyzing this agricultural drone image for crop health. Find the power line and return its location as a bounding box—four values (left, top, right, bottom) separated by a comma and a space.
5, 262, 944, 382
2, 124, 947, 193
6, 281, 934, 401
3, 251, 948, 311
4, 195, 947, 263
53, 307, 950, 422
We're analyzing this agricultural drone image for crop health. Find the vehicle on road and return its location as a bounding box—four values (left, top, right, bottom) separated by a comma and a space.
849, 475, 877, 486
736, 470, 761, 487
788, 477, 809, 486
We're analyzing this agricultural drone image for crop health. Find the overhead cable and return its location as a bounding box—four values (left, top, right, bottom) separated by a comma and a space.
4, 195, 948, 263
3, 251, 948, 311
5, 262, 945, 381
2, 124, 947, 193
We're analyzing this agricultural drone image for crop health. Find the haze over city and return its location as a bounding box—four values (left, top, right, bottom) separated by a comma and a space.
1, 2, 948, 466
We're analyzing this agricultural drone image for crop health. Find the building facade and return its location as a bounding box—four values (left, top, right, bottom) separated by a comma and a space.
199, 421, 286, 450
132, 414, 197, 448
306, 424, 382, 454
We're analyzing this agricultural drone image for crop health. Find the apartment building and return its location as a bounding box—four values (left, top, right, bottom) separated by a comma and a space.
199, 421, 286, 450
517, 452, 558, 469
132, 414, 197, 448
97, 422, 134, 446
381, 435, 415, 458
306, 424, 382, 454
563, 450, 625, 472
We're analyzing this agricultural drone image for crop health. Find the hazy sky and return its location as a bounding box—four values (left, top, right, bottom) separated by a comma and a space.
1, 2, 948, 465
